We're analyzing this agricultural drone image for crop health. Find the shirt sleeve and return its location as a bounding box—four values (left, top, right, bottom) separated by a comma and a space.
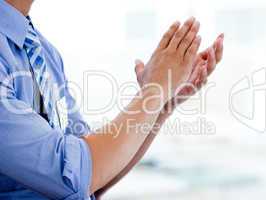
64, 81, 92, 137
0, 60, 93, 199
56, 52, 92, 137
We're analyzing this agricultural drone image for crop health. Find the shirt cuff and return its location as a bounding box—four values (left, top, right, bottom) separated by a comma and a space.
62, 135, 93, 199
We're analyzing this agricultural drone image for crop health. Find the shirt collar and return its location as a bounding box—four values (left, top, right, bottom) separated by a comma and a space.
0, 0, 30, 49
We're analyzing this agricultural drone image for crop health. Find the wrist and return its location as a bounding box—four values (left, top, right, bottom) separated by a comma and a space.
136, 86, 166, 115
141, 84, 170, 103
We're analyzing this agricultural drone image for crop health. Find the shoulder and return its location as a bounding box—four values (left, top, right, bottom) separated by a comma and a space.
0, 32, 15, 71
0, 34, 11, 74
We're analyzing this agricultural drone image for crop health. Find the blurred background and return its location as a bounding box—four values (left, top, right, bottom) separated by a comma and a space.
32, 0, 266, 199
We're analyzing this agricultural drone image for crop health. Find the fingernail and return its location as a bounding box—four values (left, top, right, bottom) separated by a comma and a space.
175, 21, 181, 27
219, 33, 224, 41
188, 16, 196, 22
135, 59, 142, 65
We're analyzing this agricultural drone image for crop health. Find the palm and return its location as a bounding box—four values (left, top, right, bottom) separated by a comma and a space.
135, 34, 224, 115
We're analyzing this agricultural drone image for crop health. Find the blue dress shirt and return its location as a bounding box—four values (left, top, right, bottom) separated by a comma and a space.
0, 1, 94, 199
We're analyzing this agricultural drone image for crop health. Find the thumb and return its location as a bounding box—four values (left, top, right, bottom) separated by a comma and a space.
135, 59, 145, 76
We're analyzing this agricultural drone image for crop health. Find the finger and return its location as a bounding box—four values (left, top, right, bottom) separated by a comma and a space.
188, 60, 205, 83
199, 66, 208, 87
214, 34, 224, 63
215, 39, 224, 63
135, 59, 145, 76
183, 61, 205, 97
184, 35, 202, 64
213, 33, 224, 49
168, 17, 196, 51
195, 67, 207, 89
156, 21, 180, 51
179, 21, 200, 57
203, 70, 208, 85
195, 77, 201, 88
206, 47, 216, 75
195, 68, 205, 89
